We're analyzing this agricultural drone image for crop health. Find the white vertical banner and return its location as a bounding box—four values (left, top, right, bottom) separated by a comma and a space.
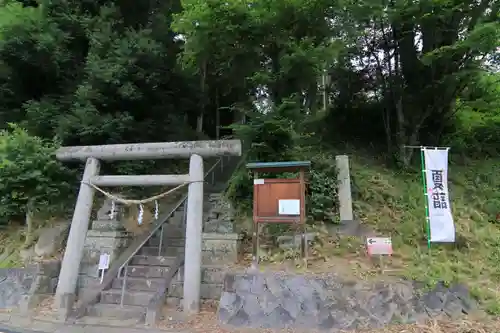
423, 148, 455, 242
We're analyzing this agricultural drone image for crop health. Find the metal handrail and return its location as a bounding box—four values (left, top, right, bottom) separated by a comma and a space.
117, 156, 226, 306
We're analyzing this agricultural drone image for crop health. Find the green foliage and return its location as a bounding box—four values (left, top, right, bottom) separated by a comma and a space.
227, 101, 338, 223
444, 71, 500, 156
306, 154, 338, 223
226, 101, 300, 212
0, 124, 76, 223
0, 0, 199, 146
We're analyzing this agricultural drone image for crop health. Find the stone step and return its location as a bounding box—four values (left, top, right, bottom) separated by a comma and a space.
130, 255, 177, 267
146, 237, 185, 247
131, 249, 231, 265
166, 213, 185, 226
139, 246, 183, 256
118, 265, 224, 287
151, 221, 184, 234
86, 303, 145, 320
100, 289, 155, 306
112, 277, 165, 291
126, 265, 172, 278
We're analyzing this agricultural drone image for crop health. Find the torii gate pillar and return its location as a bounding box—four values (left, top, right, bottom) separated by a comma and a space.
54, 140, 241, 317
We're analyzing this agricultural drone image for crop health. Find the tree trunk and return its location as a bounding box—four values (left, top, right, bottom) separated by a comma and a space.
24, 201, 35, 248
196, 114, 203, 133
197, 60, 207, 134
215, 87, 220, 139
394, 95, 421, 167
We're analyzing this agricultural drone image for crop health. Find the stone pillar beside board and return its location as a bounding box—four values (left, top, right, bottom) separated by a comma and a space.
77, 199, 132, 299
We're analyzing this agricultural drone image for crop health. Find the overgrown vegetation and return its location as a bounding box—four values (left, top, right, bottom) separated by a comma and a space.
0, 0, 498, 318
350, 153, 500, 313
0, 124, 75, 247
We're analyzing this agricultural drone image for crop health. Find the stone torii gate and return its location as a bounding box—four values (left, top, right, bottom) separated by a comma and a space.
53, 140, 242, 315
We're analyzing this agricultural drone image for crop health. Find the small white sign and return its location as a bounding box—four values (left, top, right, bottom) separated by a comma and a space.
278, 199, 300, 215
98, 253, 110, 270
254, 179, 265, 185
366, 237, 393, 256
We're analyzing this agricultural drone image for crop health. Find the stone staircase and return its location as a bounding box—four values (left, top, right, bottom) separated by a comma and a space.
76, 157, 241, 324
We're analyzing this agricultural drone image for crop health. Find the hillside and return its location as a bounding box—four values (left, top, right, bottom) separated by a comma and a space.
231, 142, 500, 315
350, 153, 500, 313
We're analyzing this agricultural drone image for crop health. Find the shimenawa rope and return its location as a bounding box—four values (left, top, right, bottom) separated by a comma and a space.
82, 179, 204, 205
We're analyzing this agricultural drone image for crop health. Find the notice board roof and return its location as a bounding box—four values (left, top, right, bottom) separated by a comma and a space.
246, 161, 311, 173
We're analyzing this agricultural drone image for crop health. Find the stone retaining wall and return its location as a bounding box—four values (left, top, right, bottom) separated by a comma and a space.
0, 260, 61, 313
202, 233, 240, 264
218, 271, 476, 331
202, 193, 240, 265
204, 193, 234, 234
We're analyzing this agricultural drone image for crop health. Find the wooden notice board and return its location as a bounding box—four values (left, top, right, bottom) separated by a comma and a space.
253, 178, 303, 223
246, 161, 311, 267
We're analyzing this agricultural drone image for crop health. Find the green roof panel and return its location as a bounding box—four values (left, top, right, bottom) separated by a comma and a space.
245, 161, 311, 170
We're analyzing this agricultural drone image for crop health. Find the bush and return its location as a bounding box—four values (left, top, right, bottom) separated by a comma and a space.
0, 124, 76, 245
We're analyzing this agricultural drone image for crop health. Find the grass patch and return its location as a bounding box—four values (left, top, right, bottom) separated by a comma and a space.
351, 154, 500, 313
0, 225, 25, 268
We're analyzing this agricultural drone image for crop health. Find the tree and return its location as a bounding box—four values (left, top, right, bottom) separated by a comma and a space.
0, 0, 201, 148
329, 0, 499, 165
0, 124, 75, 247
173, 0, 341, 136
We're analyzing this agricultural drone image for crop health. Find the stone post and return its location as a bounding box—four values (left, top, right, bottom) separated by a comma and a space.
183, 154, 204, 314
55, 157, 100, 316
335, 155, 354, 222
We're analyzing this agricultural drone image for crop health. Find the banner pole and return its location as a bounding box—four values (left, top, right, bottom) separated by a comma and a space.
419, 148, 431, 249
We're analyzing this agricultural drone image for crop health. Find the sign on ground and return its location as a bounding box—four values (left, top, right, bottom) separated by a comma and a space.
366, 237, 393, 256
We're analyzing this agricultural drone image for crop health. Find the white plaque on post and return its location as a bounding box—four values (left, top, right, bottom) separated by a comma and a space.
98, 253, 111, 284
278, 199, 300, 215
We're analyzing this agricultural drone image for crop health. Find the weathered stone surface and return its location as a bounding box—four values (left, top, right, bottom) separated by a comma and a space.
0, 260, 61, 310
84, 231, 130, 249
218, 272, 477, 331
205, 220, 234, 233
78, 227, 132, 288
169, 282, 223, 299
19, 247, 35, 263
277, 232, 317, 249
97, 198, 125, 222
202, 233, 240, 263
0, 268, 34, 308
34, 223, 69, 257
92, 219, 125, 231
175, 265, 226, 283
203, 194, 235, 233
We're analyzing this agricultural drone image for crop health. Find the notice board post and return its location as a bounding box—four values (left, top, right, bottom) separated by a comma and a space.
246, 161, 311, 267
